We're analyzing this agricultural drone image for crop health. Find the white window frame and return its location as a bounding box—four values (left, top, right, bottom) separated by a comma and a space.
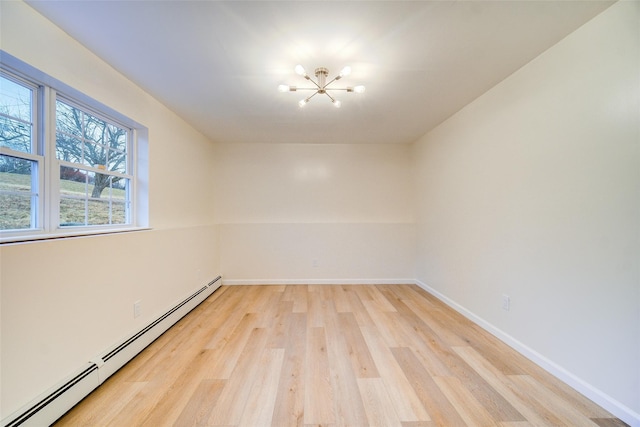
0, 72, 44, 232
1, 52, 148, 243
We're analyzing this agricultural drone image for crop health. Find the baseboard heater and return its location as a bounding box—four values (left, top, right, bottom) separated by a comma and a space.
2, 276, 222, 427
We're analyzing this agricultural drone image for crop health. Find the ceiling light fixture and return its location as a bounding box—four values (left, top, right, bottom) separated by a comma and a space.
278, 65, 365, 108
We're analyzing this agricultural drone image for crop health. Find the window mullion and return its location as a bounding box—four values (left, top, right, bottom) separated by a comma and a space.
43, 87, 58, 232
83, 172, 89, 226
34, 83, 45, 231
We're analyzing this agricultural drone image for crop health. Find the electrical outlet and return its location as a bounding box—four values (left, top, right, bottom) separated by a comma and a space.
134, 300, 142, 318
502, 294, 510, 311
312, 258, 319, 268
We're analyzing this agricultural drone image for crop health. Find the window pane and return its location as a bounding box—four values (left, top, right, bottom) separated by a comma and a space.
59, 166, 130, 227
0, 75, 32, 122
87, 198, 110, 225
56, 100, 82, 137
111, 200, 127, 224
0, 155, 36, 230
84, 111, 106, 143
59, 165, 87, 226
111, 179, 131, 224
0, 75, 33, 153
112, 178, 130, 225
83, 140, 107, 169
107, 123, 127, 153
56, 100, 84, 162
0, 116, 31, 152
107, 148, 127, 173
59, 197, 86, 227
0, 193, 32, 229
90, 171, 108, 199
60, 165, 87, 189
56, 132, 83, 163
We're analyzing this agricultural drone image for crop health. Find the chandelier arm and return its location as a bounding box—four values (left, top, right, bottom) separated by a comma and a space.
296, 87, 322, 91
324, 92, 337, 103
306, 91, 320, 102
324, 76, 341, 87
306, 78, 322, 90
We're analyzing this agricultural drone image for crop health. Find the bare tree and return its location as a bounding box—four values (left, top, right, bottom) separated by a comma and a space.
55, 102, 127, 198
1, 97, 127, 198
0, 105, 32, 174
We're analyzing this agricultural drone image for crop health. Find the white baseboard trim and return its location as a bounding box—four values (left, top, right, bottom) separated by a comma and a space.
414, 279, 640, 427
221, 278, 416, 286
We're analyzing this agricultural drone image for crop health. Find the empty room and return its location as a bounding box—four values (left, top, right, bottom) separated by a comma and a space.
1, 1, 638, 426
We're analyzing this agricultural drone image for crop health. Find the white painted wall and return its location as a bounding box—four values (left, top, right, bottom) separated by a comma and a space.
219, 223, 415, 283
413, 1, 639, 421
214, 143, 415, 283
214, 143, 414, 224
0, 1, 220, 417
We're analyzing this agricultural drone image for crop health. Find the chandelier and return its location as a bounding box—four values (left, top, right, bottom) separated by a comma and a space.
278, 65, 365, 108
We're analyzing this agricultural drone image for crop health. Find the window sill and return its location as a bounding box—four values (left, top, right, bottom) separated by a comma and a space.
0, 226, 152, 245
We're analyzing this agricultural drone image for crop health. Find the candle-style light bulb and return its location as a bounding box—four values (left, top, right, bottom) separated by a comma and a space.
339, 66, 352, 77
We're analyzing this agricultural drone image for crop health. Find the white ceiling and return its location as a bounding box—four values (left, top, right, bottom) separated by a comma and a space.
26, 1, 614, 145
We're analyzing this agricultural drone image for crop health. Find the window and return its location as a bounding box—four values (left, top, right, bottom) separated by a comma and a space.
56, 98, 132, 227
0, 74, 39, 232
1, 53, 148, 242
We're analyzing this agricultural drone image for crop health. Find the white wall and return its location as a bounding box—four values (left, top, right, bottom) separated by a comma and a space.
214, 143, 415, 283
413, 1, 639, 421
0, 1, 220, 417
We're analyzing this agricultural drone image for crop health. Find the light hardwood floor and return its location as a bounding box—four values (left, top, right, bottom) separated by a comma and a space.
54, 285, 628, 426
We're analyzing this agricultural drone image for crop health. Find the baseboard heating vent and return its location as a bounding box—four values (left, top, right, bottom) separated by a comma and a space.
3, 364, 100, 427
1, 276, 222, 427
102, 285, 208, 363
98, 275, 222, 381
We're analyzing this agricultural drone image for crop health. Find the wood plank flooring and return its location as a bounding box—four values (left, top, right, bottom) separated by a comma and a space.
54, 285, 628, 427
